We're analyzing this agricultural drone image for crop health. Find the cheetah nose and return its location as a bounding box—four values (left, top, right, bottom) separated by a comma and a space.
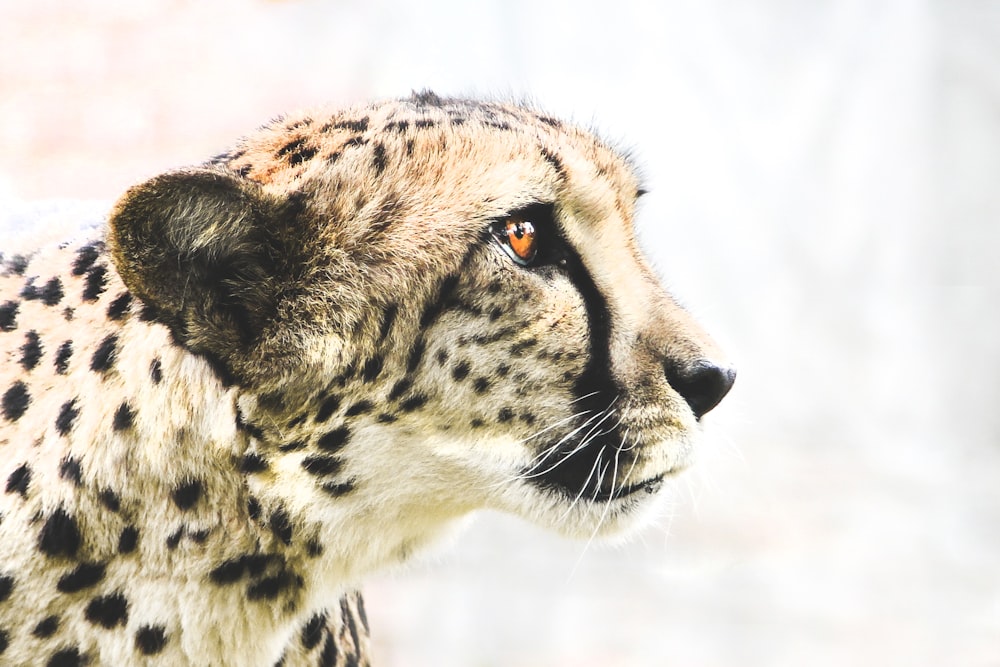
664, 359, 736, 420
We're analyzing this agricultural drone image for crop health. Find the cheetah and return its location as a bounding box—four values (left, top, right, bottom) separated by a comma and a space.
0, 92, 735, 666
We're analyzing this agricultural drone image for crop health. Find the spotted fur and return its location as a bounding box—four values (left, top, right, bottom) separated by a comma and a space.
0, 92, 733, 665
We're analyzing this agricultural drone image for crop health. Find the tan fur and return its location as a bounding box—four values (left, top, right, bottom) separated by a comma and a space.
0, 93, 732, 666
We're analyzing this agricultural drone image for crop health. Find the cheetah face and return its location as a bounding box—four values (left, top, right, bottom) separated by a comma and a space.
109, 95, 734, 544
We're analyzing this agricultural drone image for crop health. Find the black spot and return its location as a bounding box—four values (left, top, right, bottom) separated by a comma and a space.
372, 143, 387, 173
321, 481, 355, 497
243, 553, 270, 577
149, 358, 162, 383
419, 275, 460, 328
84, 592, 128, 628
399, 394, 428, 412
58, 457, 82, 486
98, 489, 120, 512
376, 413, 397, 423
306, 539, 324, 557
118, 526, 139, 554
489, 306, 503, 321
301, 456, 342, 477
538, 115, 561, 127
451, 361, 470, 381
276, 137, 318, 166
473, 377, 490, 394
57, 562, 106, 593
54, 341, 73, 374
387, 378, 412, 401
164, 527, 182, 550
496, 363, 510, 377
247, 571, 301, 601
56, 399, 79, 436
48, 647, 86, 667
342, 136, 368, 149
210, 558, 246, 585
89, 334, 118, 372
406, 337, 426, 373
235, 410, 266, 440
172, 480, 202, 510
5, 254, 29, 274
521, 412, 537, 426
361, 356, 383, 383
341, 596, 362, 661
386, 120, 409, 133
317, 426, 351, 452
189, 528, 211, 544
314, 395, 341, 423
240, 452, 268, 473
301, 612, 327, 649
62, 307, 74, 321
82, 264, 107, 301
247, 496, 262, 520
435, 349, 448, 366
498, 407, 515, 423
0, 575, 12, 602
415, 119, 436, 129
325, 117, 369, 133
72, 244, 100, 276
269, 509, 293, 545
39, 508, 80, 558
344, 399, 373, 417
540, 147, 566, 177
113, 402, 134, 431
0, 301, 18, 331
32, 615, 60, 638
6, 464, 31, 497
106, 292, 132, 320
135, 625, 168, 655
278, 439, 307, 452
319, 633, 338, 667
511, 337, 538, 353
378, 304, 398, 343
2, 381, 30, 421
20, 278, 40, 301
40, 277, 64, 306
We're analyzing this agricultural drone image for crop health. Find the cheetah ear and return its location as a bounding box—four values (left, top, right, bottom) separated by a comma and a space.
108, 168, 297, 370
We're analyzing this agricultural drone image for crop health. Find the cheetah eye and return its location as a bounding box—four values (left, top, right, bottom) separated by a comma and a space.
496, 217, 538, 266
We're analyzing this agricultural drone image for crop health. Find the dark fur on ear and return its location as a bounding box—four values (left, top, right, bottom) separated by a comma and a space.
108, 168, 300, 382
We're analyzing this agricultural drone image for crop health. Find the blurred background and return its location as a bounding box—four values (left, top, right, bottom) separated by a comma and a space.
2, 1, 998, 665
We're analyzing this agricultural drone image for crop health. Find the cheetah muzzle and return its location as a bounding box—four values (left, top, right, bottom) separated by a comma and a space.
0, 92, 734, 666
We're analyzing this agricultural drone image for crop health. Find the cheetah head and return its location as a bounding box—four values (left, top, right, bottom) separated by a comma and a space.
108, 94, 734, 551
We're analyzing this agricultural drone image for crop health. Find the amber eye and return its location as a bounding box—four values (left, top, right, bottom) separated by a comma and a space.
500, 217, 537, 265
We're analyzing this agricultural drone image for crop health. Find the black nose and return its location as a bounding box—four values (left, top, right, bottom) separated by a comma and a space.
665, 359, 736, 420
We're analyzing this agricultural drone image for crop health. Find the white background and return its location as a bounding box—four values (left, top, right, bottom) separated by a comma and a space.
2, 1, 998, 665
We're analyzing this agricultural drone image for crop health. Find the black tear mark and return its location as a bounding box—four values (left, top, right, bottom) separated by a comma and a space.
419, 274, 460, 328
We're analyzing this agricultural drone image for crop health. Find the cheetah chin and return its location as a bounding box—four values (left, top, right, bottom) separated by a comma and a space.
0, 92, 734, 666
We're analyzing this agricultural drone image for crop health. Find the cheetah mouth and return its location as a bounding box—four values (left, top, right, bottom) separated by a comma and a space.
590, 474, 665, 503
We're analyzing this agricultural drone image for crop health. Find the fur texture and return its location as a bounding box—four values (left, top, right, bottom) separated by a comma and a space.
0, 93, 734, 666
